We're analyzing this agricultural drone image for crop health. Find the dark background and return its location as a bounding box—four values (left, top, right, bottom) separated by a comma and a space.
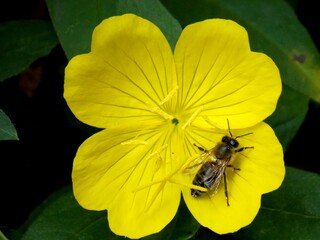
0, 0, 319, 234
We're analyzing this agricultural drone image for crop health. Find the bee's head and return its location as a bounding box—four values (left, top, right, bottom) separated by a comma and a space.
222, 136, 239, 148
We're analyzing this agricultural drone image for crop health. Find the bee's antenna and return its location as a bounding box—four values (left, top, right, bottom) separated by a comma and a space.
227, 118, 233, 137
235, 132, 253, 139
227, 118, 253, 139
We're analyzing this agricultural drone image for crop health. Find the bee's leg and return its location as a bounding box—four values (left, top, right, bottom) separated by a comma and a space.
227, 164, 240, 171
235, 146, 254, 152
223, 172, 230, 206
193, 143, 208, 153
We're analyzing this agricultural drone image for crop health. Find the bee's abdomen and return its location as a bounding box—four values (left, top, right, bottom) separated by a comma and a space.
191, 162, 216, 197
191, 175, 206, 197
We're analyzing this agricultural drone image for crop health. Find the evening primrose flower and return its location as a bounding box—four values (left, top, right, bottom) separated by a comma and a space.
64, 14, 284, 238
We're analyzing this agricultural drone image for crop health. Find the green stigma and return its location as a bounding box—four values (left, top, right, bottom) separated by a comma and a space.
172, 118, 179, 125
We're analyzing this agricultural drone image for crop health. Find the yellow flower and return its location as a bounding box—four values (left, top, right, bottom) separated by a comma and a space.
64, 14, 284, 238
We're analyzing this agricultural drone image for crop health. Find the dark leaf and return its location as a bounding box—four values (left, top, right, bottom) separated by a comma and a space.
46, 0, 181, 59
0, 109, 18, 140
0, 20, 58, 82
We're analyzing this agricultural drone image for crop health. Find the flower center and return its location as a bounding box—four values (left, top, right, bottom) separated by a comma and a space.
172, 118, 179, 125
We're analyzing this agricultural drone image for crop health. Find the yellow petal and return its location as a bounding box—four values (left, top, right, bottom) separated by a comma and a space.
72, 122, 185, 238
182, 179, 261, 234
229, 122, 285, 194
174, 18, 281, 129
181, 121, 284, 233
64, 14, 176, 128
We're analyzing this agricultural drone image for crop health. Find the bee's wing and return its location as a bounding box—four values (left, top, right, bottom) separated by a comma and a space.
182, 151, 214, 174
206, 161, 229, 195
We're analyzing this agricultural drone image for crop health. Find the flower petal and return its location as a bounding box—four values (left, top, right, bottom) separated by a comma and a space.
181, 121, 284, 233
72, 123, 185, 238
174, 18, 281, 129
182, 178, 261, 234
64, 14, 176, 128
229, 122, 285, 194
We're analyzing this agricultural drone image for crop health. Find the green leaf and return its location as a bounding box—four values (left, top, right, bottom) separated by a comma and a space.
265, 84, 309, 151
17, 186, 199, 240
160, 0, 320, 102
0, 20, 59, 82
46, 0, 181, 59
0, 231, 9, 240
0, 109, 18, 140
45, 0, 115, 59
231, 167, 320, 240
17, 186, 116, 240
285, 0, 299, 8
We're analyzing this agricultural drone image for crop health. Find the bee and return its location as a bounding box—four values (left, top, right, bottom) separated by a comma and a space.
186, 120, 254, 206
